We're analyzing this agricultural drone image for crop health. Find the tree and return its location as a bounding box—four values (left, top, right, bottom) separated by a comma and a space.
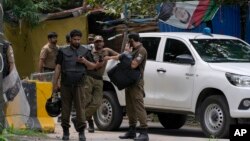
3, 0, 83, 26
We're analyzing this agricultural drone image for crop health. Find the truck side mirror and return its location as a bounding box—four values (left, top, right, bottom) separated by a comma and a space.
176, 54, 195, 65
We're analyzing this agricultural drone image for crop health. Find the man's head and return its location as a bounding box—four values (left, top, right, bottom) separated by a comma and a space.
48, 32, 58, 44
65, 33, 70, 44
173, 7, 190, 24
69, 29, 82, 48
94, 35, 104, 50
128, 32, 140, 48
88, 34, 95, 44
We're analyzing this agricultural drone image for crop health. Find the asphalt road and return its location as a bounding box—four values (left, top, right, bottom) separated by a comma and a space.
40, 119, 229, 141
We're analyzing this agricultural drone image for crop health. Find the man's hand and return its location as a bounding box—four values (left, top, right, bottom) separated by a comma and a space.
124, 43, 132, 52
76, 56, 87, 64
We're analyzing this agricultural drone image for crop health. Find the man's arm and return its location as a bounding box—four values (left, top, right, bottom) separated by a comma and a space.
39, 47, 47, 72
77, 57, 102, 70
38, 59, 45, 72
52, 64, 61, 91
52, 48, 63, 91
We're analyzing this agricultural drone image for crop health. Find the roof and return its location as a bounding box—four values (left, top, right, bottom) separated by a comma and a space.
139, 32, 239, 40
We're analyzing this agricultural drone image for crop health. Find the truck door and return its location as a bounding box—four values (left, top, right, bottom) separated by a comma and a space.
153, 38, 195, 109
140, 37, 161, 106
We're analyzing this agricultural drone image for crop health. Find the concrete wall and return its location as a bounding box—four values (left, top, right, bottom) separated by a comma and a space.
4, 15, 88, 78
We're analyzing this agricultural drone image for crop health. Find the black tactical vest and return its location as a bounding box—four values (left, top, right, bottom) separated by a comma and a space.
61, 45, 88, 86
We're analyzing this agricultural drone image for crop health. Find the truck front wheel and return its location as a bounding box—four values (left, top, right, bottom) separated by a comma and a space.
94, 91, 123, 131
199, 95, 234, 138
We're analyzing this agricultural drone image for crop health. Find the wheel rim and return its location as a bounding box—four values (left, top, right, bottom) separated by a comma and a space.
96, 98, 113, 126
204, 104, 224, 134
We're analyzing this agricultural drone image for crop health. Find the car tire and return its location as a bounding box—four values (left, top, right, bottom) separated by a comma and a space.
94, 91, 123, 131
199, 95, 234, 138
158, 113, 187, 129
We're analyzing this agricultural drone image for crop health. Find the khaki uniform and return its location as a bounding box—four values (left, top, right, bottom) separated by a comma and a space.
125, 44, 148, 128
85, 47, 118, 120
40, 43, 58, 71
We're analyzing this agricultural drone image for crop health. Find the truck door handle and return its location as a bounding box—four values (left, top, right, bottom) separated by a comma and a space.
157, 68, 166, 73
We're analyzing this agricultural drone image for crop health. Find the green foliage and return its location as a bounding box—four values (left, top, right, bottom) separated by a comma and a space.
87, 0, 165, 17
0, 126, 45, 141
3, 0, 83, 26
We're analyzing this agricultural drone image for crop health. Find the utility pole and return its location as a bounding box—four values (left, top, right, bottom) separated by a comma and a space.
0, 0, 5, 133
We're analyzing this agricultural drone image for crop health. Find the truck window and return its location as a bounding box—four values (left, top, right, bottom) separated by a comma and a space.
164, 38, 192, 62
141, 37, 160, 60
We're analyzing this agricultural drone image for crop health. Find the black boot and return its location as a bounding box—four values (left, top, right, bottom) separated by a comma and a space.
79, 130, 86, 141
119, 126, 136, 139
62, 127, 69, 140
88, 120, 95, 133
134, 128, 149, 141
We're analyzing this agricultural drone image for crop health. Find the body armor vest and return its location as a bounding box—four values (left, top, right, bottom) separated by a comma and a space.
61, 45, 88, 85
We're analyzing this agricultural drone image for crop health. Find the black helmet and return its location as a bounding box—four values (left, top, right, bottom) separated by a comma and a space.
45, 94, 61, 117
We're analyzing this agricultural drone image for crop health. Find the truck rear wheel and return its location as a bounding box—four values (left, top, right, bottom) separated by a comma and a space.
94, 91, 123, 131
158, 113, 187, 129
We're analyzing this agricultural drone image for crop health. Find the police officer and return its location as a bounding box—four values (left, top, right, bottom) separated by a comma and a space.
39, 32, 59, 73
84, 35, 118, 133
106, 32, 149, 141
53, 29, 99, 141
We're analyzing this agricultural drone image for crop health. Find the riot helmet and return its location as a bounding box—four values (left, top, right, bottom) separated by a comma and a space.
45, 93, 61, 117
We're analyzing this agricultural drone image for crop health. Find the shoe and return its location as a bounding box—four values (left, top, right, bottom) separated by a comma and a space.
62, 127, 69, 140
119, 126, 136, 139
134, 128, 149, 141
88, 120, 95, 133
79, 131, 86, 141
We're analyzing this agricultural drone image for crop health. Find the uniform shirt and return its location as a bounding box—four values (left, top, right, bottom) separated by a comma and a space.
130, 43, 147, 79
87, 47, 118, 77
40, 43, 59, 69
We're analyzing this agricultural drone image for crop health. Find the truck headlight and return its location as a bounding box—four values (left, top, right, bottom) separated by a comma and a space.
226, 73, 250, 87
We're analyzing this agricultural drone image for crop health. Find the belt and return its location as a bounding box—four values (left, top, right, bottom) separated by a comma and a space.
87, 73, 103, 80
43, 67, 55, 72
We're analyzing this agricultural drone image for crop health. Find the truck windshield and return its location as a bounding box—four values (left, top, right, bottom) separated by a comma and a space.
190, 39, 250, 63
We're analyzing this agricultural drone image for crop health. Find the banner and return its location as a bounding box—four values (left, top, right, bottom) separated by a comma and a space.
158, 0, 219, 29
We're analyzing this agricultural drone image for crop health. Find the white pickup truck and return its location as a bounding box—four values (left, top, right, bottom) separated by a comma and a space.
93, 31, 250, 138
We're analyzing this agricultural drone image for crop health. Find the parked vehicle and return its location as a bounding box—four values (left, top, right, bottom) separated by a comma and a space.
94, 31, 250, 138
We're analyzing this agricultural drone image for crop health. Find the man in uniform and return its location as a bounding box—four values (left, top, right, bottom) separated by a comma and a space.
106, 32, 149, 141
53, 29, 100, 141
87, 34, 95, 45
84, 35, 118, 133
39, 32, 59, 73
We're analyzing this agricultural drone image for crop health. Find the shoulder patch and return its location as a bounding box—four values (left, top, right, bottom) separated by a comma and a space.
136, 53, 143, 61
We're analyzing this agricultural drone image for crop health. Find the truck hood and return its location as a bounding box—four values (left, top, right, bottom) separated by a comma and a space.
208, 63, 250, 76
